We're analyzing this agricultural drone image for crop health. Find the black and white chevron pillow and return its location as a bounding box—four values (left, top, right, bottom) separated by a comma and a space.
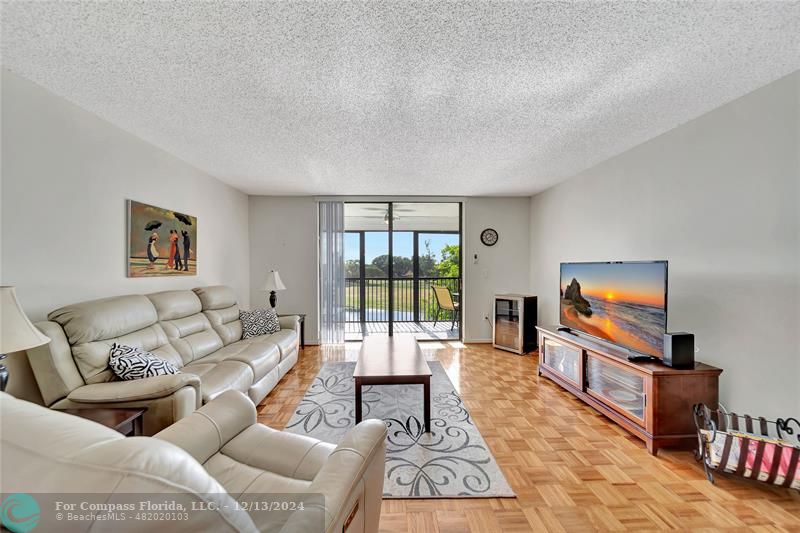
109, 343, 180, 381
240, 308, 281, 338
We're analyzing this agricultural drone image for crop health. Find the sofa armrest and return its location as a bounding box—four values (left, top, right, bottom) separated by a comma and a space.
278, 315, 300, 333
28, 320, 86, 406
309, 420, 387, 532
67, 373, 201, 404
154, 390, 256, 464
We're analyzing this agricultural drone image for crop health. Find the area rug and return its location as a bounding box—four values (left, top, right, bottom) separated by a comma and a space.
284, 361, 515, 498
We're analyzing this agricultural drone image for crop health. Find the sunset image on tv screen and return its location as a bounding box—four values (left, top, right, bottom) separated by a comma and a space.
560, 262, 667, 357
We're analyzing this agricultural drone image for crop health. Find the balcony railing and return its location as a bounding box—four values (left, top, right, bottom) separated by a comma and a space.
345, 277, 460, 323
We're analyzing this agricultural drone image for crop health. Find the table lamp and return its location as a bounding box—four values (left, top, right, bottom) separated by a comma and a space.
0, 286, 50, 392
263, 270, 286, 308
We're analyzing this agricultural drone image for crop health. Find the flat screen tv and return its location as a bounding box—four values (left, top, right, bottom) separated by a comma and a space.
560, 261, 668, 358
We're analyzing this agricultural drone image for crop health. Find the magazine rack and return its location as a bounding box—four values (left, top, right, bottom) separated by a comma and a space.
693, 404, 800, 489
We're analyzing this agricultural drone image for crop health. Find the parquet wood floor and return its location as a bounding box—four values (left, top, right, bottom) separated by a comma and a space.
257, 342, 800, 532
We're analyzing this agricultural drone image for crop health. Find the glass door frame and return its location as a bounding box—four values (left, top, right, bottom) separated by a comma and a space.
343, 200, 463, 341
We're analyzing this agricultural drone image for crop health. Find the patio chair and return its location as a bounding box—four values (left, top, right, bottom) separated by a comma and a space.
431, 285, 460, 330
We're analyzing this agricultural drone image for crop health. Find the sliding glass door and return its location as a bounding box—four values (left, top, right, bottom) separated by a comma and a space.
344, 202, 461, 341
345, 203, 391, 338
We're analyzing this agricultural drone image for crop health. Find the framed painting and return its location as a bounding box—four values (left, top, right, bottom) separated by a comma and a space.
127, 200, 197, 277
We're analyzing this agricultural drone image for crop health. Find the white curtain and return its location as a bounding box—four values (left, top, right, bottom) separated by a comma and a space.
318, 201, 345, 344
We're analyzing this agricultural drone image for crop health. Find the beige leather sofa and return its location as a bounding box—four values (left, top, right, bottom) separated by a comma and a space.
27, 286, 300, 435
1, 390, 387, 533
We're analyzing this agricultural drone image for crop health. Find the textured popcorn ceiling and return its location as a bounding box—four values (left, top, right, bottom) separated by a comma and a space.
2, 2, 799, 196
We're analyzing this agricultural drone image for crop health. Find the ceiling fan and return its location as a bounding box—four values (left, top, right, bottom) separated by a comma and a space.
352, 206, 411, 223
359, 206, 416, 213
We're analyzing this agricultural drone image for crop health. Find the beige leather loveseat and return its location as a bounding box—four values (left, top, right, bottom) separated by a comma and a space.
27, 286, 299, 434
1, 390, 387, 532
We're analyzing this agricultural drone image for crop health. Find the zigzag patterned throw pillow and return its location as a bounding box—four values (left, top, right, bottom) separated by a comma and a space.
240, 307, 281, 338
109, 343, 180, 381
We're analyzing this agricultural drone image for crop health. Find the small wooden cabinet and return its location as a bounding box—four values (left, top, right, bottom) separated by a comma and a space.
493, 294, 537, 354
537, 325, 722, 455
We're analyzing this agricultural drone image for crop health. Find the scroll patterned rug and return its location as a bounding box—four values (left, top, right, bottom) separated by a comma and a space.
285, 361, 515, 498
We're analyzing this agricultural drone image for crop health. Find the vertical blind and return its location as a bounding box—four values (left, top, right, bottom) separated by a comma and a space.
318, 201, 345, 344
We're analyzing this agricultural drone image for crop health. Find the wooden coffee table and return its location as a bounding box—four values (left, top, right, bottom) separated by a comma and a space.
61, 407, 146, 436
354, 336, 433, 432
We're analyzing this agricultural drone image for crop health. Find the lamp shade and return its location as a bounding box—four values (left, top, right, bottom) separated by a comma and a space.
0, 286, 50, 353
263, 270, 286, 292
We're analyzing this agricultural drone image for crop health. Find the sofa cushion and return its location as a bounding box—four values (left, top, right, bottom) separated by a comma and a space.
204, 304, 243, 346
109, 343, 181, 380
147, 290, 203, 321
182, 361, 254, 403
48, 294, 158, 345
194, 286, 244, 346
198, 341, 280, 382
73, 325, 182, 384
240, 308, 280, 339
242, 329, 298, 360
162, 315, 224, 364
194, 286, 238, 310
48, 294, 183, 384
149, 291, 225, 365
205, 453, 313, 497
221, 424, 335, 481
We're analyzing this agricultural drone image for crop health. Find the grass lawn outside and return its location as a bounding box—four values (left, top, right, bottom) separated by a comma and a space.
345, 278, 459, 322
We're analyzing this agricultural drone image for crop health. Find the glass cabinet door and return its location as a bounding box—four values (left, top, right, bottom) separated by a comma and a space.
494, 298, 520, 351
541, 338, 581, 385
586, 355, 646, 425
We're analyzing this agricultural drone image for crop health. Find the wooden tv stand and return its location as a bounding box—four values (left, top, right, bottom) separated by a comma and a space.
536, 325, 722, 455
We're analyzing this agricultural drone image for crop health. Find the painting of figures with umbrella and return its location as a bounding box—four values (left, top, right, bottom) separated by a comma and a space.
127, 200, 197, 277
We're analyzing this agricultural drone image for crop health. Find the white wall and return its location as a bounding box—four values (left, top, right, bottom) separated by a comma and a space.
248, 196, 319, 342
1, 71, 251, 321
529, 72, 800, 418
246, 196, 532, 343
463, 197, 532, 342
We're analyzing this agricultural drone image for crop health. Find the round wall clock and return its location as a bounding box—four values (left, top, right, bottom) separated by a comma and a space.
480, 228, 499, 246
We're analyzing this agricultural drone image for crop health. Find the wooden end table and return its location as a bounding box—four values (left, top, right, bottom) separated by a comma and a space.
354, 336, 432, 432
61, 407, 146, 436
278, 313, 306, 348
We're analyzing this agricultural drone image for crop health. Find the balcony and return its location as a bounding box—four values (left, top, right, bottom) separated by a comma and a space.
343, 201, 461, 341
345, 276, 460, 341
